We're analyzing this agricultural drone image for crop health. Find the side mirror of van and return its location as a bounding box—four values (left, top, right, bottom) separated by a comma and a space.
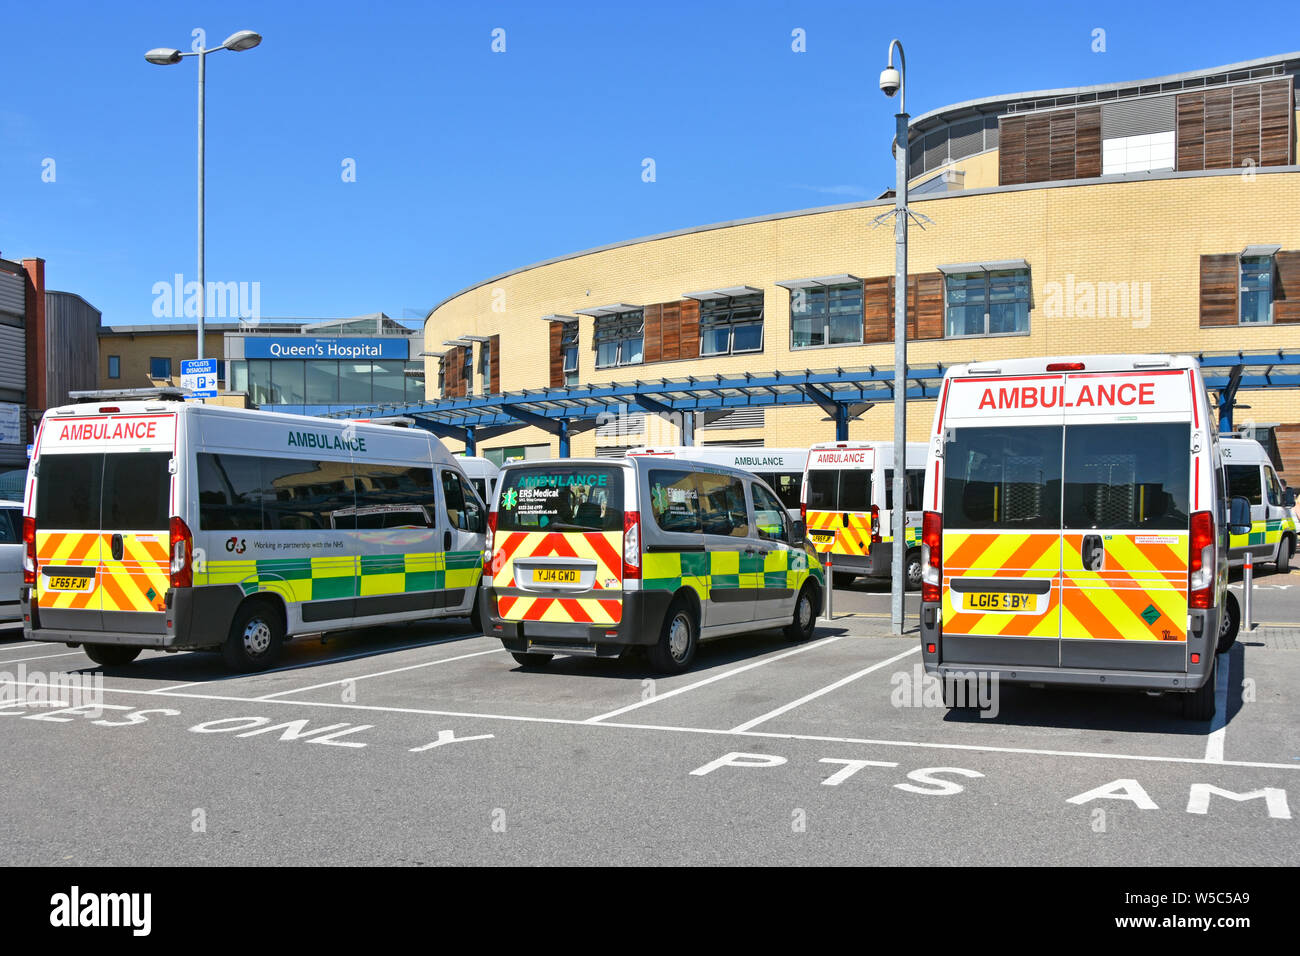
1285, 488, 1296, 509
1229, 496, 1253, 536
791, 518, 807, 544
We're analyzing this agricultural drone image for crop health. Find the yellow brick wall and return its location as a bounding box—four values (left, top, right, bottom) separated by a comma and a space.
99, 331, 227, 390
427, 170, 1300, 459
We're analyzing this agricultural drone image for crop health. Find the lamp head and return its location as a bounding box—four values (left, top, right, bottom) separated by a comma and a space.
145, 48, 183, 65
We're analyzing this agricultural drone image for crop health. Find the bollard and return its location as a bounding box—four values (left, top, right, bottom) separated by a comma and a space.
1243, 551, 1253, 632
822, 551, 833, 621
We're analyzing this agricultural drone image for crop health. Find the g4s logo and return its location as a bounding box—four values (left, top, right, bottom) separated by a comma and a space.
225, 537, 247, 555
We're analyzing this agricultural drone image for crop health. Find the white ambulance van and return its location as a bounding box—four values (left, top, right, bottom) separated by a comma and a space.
456, 456, 501, 505
1219, 436, 1296, 572
627, 446, 808, 516
21, 394, 486, 671
919, 355, 1250, 720
800, 441, 927, 587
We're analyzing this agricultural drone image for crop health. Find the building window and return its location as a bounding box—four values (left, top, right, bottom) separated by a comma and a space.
149, 357, 172, 379
700, 294, 764, 356
594, 311, 644, 369
561, 322, 579, 386
1240, 255, 1275, 324
459, 345, 472, 393
790, 283, 863, 349
478, 339, 491, 393
944, 269, 1030, 337
437, 356, 447, 397
107, 355, 120, 379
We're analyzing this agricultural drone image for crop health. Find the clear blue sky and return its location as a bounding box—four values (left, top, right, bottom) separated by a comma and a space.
1, 1, 1296, 327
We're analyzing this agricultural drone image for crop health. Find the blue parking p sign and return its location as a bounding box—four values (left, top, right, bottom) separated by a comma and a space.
181, 358, 219, 398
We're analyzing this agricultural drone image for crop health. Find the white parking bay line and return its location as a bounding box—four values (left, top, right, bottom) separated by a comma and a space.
0, 650, 86, 665
583, 636, 842, 724
729, 645, 920, 733
1204, 650, 1232, 763
253, 647, 506, 699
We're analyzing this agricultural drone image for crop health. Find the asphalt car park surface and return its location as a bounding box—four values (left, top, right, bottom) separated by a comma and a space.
0, 577, 1295, 866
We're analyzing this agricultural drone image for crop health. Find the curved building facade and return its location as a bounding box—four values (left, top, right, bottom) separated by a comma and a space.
425, 53, 1300, 467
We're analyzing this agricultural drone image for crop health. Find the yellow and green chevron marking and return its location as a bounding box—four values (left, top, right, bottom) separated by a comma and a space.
642, 548, 822, 600
1230, 516, 1295, 550
197, 551, 482, 602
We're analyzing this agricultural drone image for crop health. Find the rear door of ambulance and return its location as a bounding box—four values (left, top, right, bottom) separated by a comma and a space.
491, 463, 626, 628
938, 374, 1066, 667
1057, 368, 1193, 671
804, 445, 874, 562
34, 410, 175, 634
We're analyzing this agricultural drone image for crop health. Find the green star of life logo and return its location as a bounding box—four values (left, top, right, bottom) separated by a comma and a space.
1140, 604, 1160, 626
502, 488, 518, 510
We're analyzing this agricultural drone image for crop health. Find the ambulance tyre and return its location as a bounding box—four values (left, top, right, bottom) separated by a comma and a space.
511, 652, 553, 668
1182, 652, 1217, 721
83, 644, 141, 667
223, 599, 285, 673
1277, 536, 1292, 574
469, 600, 483, 634
906, 549, 923, 591
649, 598, 698, 674
784, 583, 819, 642
1216, 590, 1241, 655
833, 572, 857, 588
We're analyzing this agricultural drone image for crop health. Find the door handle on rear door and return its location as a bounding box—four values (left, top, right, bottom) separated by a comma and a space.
111, 534, 123, 561
444, 530, 452, 551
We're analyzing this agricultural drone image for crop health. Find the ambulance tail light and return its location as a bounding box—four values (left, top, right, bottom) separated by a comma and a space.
22, 516, 36, 585
1046, 362, 1085, 372
921, 510, 942, 603
1188, 510, 1215, 609
483, 511, 497, 576
870, 505, 881, 543
800, 477, 807, 523
169, 515, 193, 589
623, 510, 642, 579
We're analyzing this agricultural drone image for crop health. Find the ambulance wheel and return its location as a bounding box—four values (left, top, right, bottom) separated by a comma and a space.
1216, 591, 1240, 655
1277, 536, 1292, 574
511, 652, 553, 668
832, 571, 856, 588
784, 583, 819, 642
223, 600, 284, 673
1181, 653, 1217, 721
469, 600, 483, 634
83, 644, 141, 667
906, 549, 923, 591
648, 599, 697, 674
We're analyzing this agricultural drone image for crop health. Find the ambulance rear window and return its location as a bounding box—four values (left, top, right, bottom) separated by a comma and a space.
36, 453, 104, 530
1063, 423, 1189, 530
943, 425, 1063, 530
496, 466, 623, 532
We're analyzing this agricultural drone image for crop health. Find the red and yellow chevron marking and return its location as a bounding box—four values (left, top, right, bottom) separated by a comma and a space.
99, 533, 170, 613
491, 529, 623, 624
35, 531, 169, 614
942, 531, 1061, 638
805, 510, 873, 557
1061, 533, 1187, 642
35, 532, 101, 611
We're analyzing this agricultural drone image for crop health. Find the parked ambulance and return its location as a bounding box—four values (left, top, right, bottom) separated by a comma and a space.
456, 455, 501, 505
480, 456, 824, 673
1219, 436, 1296, 572
800, 441, 927, 587
627, 446, 808, 516
918, 354, 1250, 719
21, 394, 486, 671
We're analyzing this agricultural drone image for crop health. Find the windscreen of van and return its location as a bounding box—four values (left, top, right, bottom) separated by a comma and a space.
944, 426, 1063, 529
496, 466, 623, 532
754, 472, 801, 511
1225, 464, 1263, 505
36, 452, 169, 530
1062, 423, 1189, 530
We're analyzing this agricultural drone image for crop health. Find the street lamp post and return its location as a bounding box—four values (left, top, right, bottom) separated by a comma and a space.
880, 40, 908, 636
146, 30, 261, 363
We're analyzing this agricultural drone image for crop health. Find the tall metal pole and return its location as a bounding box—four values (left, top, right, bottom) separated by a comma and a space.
890, 44, 909, 635
196, 48, 206, 361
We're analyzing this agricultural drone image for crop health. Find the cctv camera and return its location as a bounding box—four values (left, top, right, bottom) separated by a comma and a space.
879, 67, 901, 97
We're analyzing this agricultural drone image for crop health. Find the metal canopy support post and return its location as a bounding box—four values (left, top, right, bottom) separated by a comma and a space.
464, 425, 476, 457
1218, 364, 1244, 433
558, 418, 570, 458
835, 403, 850, 442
